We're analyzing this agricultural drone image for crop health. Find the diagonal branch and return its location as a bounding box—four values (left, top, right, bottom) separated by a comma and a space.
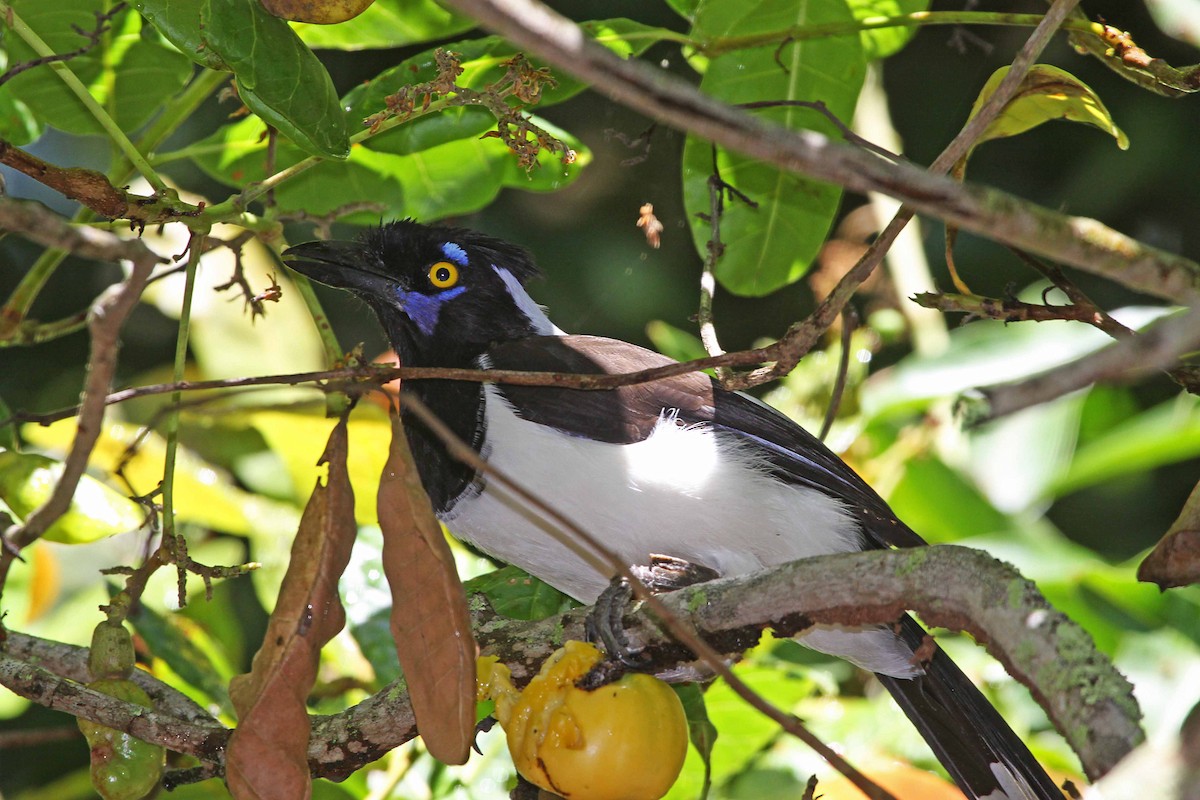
440, 0, 1199, 303
0, 199, 167, 588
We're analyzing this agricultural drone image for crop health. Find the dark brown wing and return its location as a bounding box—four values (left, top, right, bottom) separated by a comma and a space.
485, 335, 924, 550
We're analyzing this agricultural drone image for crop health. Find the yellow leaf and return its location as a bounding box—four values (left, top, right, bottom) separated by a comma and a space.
968, 64, 1129, 152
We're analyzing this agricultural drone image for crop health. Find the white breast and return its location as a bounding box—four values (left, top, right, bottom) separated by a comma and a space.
442, 388, 921, 678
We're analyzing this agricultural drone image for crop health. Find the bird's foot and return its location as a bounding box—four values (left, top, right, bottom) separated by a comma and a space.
583, 554, 721, 684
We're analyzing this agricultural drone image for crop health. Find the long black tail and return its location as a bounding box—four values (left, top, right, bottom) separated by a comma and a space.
876, 616, 1065, 800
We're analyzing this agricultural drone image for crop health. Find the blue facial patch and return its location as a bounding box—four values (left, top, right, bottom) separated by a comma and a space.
440, 242, 468, 266
395, 285, 467, 336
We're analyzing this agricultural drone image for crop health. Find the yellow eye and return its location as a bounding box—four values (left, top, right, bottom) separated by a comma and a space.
428, 261, 459, 289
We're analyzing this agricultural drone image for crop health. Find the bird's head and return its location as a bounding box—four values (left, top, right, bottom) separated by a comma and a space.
283, 219, 556, 365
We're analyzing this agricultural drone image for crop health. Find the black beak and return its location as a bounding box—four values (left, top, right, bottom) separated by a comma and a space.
282, 240, 394, 296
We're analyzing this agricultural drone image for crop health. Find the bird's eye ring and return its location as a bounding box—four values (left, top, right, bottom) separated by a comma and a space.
428, 261, 459, 289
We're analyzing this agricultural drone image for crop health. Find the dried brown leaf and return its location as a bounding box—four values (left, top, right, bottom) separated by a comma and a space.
226, 418, 357, 799
1139, 480, 1200, 589
378, 409, 476, 765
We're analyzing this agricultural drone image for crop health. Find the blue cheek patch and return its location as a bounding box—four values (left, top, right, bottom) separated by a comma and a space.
396, 286, 467, 336
440, 242, 468, 266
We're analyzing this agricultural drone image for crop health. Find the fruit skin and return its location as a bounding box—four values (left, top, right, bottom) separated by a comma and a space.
259, 0, 376, 24
478, 641, 689, 800
77, 679, 166, 800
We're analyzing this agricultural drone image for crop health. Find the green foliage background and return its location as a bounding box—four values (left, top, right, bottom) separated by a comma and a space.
1, 0, 1199, 798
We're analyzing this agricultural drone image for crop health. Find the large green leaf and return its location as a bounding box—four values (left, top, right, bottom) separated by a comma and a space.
846, 0, 930, 60
0, 450, 144, 544
291, 0, 475, 50
135, 0, 229, 70
4, 1, 191, 135
189, 112, 589, 222
199, 0, 349, 158
683, 0, 866, 296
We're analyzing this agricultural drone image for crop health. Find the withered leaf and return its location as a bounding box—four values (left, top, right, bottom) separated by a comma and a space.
226, 417, 357, 800
1139, 479, 1200, 589
378, 409, 476, 765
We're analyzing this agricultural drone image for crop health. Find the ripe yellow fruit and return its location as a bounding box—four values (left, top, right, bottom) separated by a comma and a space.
259, 0, 376, 24
478, 641, 689, 800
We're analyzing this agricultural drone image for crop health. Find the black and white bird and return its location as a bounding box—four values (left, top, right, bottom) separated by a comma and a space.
284, 219, 1063, 800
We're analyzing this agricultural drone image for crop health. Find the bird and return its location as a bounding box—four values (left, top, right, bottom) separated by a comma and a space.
284, 219, 1064, 800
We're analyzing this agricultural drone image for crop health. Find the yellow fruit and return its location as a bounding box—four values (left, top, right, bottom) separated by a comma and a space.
259, 0, 376, 24
479, 641, 688, 800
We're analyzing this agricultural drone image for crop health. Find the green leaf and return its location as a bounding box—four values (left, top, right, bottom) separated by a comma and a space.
5, 1, 192, 135
135, 0, 229, 70
846, 0, 929, 60
0, 450, 144, 544
465, 566, 575, 621
0, 87, 44, 145
861, 305, 1173, 419
885, 455, 1013, 543
128, 601, 236, 715
645, 320, 708, 363
291, 0, 475, 50
683, 0, 866, 296
1051, 394, 1200, 498
966, 64, 1130, 157
199, 0, 349, 158
190, 112, 589, 222
674, 683, 716, 800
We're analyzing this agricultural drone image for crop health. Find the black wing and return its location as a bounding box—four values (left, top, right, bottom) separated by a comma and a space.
486, 334, 923, 549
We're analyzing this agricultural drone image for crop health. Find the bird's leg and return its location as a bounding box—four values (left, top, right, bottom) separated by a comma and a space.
582, 554, 721, 685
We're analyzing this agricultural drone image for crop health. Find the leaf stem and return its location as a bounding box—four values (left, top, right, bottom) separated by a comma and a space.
161, 235, 204, 545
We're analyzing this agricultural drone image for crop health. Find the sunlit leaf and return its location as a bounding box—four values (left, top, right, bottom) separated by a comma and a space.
291, 0, 474, 50
223, 406, 392, 524
965, 64, 1130, 159
6, 1, 191, 135
21, 418, 299, 537
846, 0, 930, 60
0, 450, 143, 544
190, 113, 588, 224
861, 305, 1173, 418
683, 0, 865, 296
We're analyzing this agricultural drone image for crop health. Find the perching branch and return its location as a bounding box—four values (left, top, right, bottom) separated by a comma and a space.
0, 546, 1143, 783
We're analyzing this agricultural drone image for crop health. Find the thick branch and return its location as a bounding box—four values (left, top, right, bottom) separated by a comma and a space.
0, 546, 1141, 783
441, 0, 1198, 303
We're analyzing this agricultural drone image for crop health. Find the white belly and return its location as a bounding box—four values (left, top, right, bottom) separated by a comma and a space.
443, 388, 919, 677
443, 388, 860, 600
